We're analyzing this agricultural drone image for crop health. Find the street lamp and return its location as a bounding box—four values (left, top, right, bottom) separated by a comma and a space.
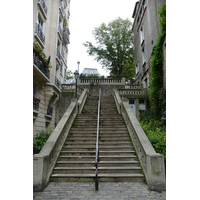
74, 70, 79, 98
77, 61, 80, 73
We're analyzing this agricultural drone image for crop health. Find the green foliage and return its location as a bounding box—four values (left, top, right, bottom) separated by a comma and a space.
66, 69, 73, 80
83, 17, 135, 79
140, 112, 166, 165
33, 42, 52, 68
149, 4, 166, 118
33, 127, 52, 154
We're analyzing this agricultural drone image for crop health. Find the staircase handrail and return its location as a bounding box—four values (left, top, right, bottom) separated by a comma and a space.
95, 88, 101, 190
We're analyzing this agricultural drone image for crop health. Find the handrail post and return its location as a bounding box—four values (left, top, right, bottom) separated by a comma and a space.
95, 88, 101, 191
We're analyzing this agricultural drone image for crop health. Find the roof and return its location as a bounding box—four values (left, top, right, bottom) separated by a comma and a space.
64, 78, 75, 84
81, 68, 100, 75
132, 1, 139, 18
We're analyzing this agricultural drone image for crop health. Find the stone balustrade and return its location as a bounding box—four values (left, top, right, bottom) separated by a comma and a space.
33, 89, 88, 192
113, 89, 166, 191
118, 84, 144, 96
78, 78, 125, 85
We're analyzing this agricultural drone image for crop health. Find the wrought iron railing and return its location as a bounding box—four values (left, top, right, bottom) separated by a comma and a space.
63, 27, 70, 44
38, 0, 47, 16
60, 62, 63, 74
95, 88, 101, 191
47, 105, 53, 116
55, 76, 61, 89
58, 23, 63, 38
33, 96, 40, 111
57, 48, 61, 61
35, 23, 45, 45
59, 1, 66, 18
33, 48, 50, 79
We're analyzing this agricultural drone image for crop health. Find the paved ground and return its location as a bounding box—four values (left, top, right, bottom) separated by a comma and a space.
33, 182, 166, 200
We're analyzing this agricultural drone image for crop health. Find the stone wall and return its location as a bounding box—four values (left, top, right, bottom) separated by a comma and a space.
54, 91, 75, 126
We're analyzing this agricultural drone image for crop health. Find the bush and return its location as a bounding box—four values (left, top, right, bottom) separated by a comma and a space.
33, 128, 52, 154
140, 114, 166, 165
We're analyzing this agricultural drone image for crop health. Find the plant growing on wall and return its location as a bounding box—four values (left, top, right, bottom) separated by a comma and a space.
149, 4, 166, 118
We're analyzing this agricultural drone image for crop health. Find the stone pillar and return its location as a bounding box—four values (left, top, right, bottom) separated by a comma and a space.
122, 77, 125, 85
146, 153, 166, 191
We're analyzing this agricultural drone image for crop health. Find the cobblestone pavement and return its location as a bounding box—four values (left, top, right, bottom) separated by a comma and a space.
33, 182, 166, 200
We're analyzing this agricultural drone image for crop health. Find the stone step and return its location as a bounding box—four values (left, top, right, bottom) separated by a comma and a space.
100, 127, 127, 131
65, 142, 132, 146
99, 150, 136, 156
62, 146, 96, 151
98, 166, 142, 173
97, 173, 144, 182
67, 138, 130, 142
50, 173, 96, 182
53, 167, 95, 174
56, 161, 95, 167
57, 155, 95, 161
98, 160, 140, 167
99, 156, 137, 161
60, 151, 96, 156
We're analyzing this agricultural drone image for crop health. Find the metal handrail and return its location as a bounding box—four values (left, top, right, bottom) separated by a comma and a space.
95, 88, 101, 191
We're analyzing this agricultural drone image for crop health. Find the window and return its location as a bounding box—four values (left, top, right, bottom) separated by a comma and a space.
64, 68, 66, 80
37, 15, 43, 31
33, 84, 38, 97
129, 99, 135, 104
60, 62, 63, 75
142, 47, 145, 65
144, 78, 147, 88
135, 62, 139, 75
142, 0, 147, 10
139, 99, 145, 104
139, 98, 146, 110
140, 24, 144, 44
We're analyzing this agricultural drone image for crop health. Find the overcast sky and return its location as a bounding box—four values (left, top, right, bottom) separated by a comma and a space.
67, 0, 137, 77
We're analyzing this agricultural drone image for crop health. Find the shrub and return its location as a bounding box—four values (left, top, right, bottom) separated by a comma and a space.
33, 128, 52, 154
140, 114, 166, 165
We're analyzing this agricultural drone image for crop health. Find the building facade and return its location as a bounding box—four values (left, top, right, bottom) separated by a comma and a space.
132, 0, 166, 88
33, 0, 71, 135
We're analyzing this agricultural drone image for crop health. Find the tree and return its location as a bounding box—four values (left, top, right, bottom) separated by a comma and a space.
66, 69, 73, 80
83, 17, 135, 79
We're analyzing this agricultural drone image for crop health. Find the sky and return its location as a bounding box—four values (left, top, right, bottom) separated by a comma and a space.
67, 0, 137, 77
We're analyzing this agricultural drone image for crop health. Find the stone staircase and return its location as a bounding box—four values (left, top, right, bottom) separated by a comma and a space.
98, 95, 144, 181
50, 94, 144, 182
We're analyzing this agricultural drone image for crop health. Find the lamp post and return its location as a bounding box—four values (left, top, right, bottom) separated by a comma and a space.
74, 70, 79, 98
77, 61, 80, 73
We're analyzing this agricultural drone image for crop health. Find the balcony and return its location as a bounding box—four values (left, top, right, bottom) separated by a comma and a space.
56, 48, 61, 63
55, 76, 61, 89
33, 48, 50, 80
33, 96, 40, 111
38, 0, 47, 18
59, 1, 66, 19
63, 27, 70, 44
35, 23, 45, 46
58, 23, 63, 39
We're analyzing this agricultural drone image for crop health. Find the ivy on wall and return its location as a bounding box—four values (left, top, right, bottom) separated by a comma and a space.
149, 4, 166, 118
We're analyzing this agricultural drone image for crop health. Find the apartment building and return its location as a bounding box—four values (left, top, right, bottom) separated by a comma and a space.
132, 0, 166, 88
33, 0, 71, 135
